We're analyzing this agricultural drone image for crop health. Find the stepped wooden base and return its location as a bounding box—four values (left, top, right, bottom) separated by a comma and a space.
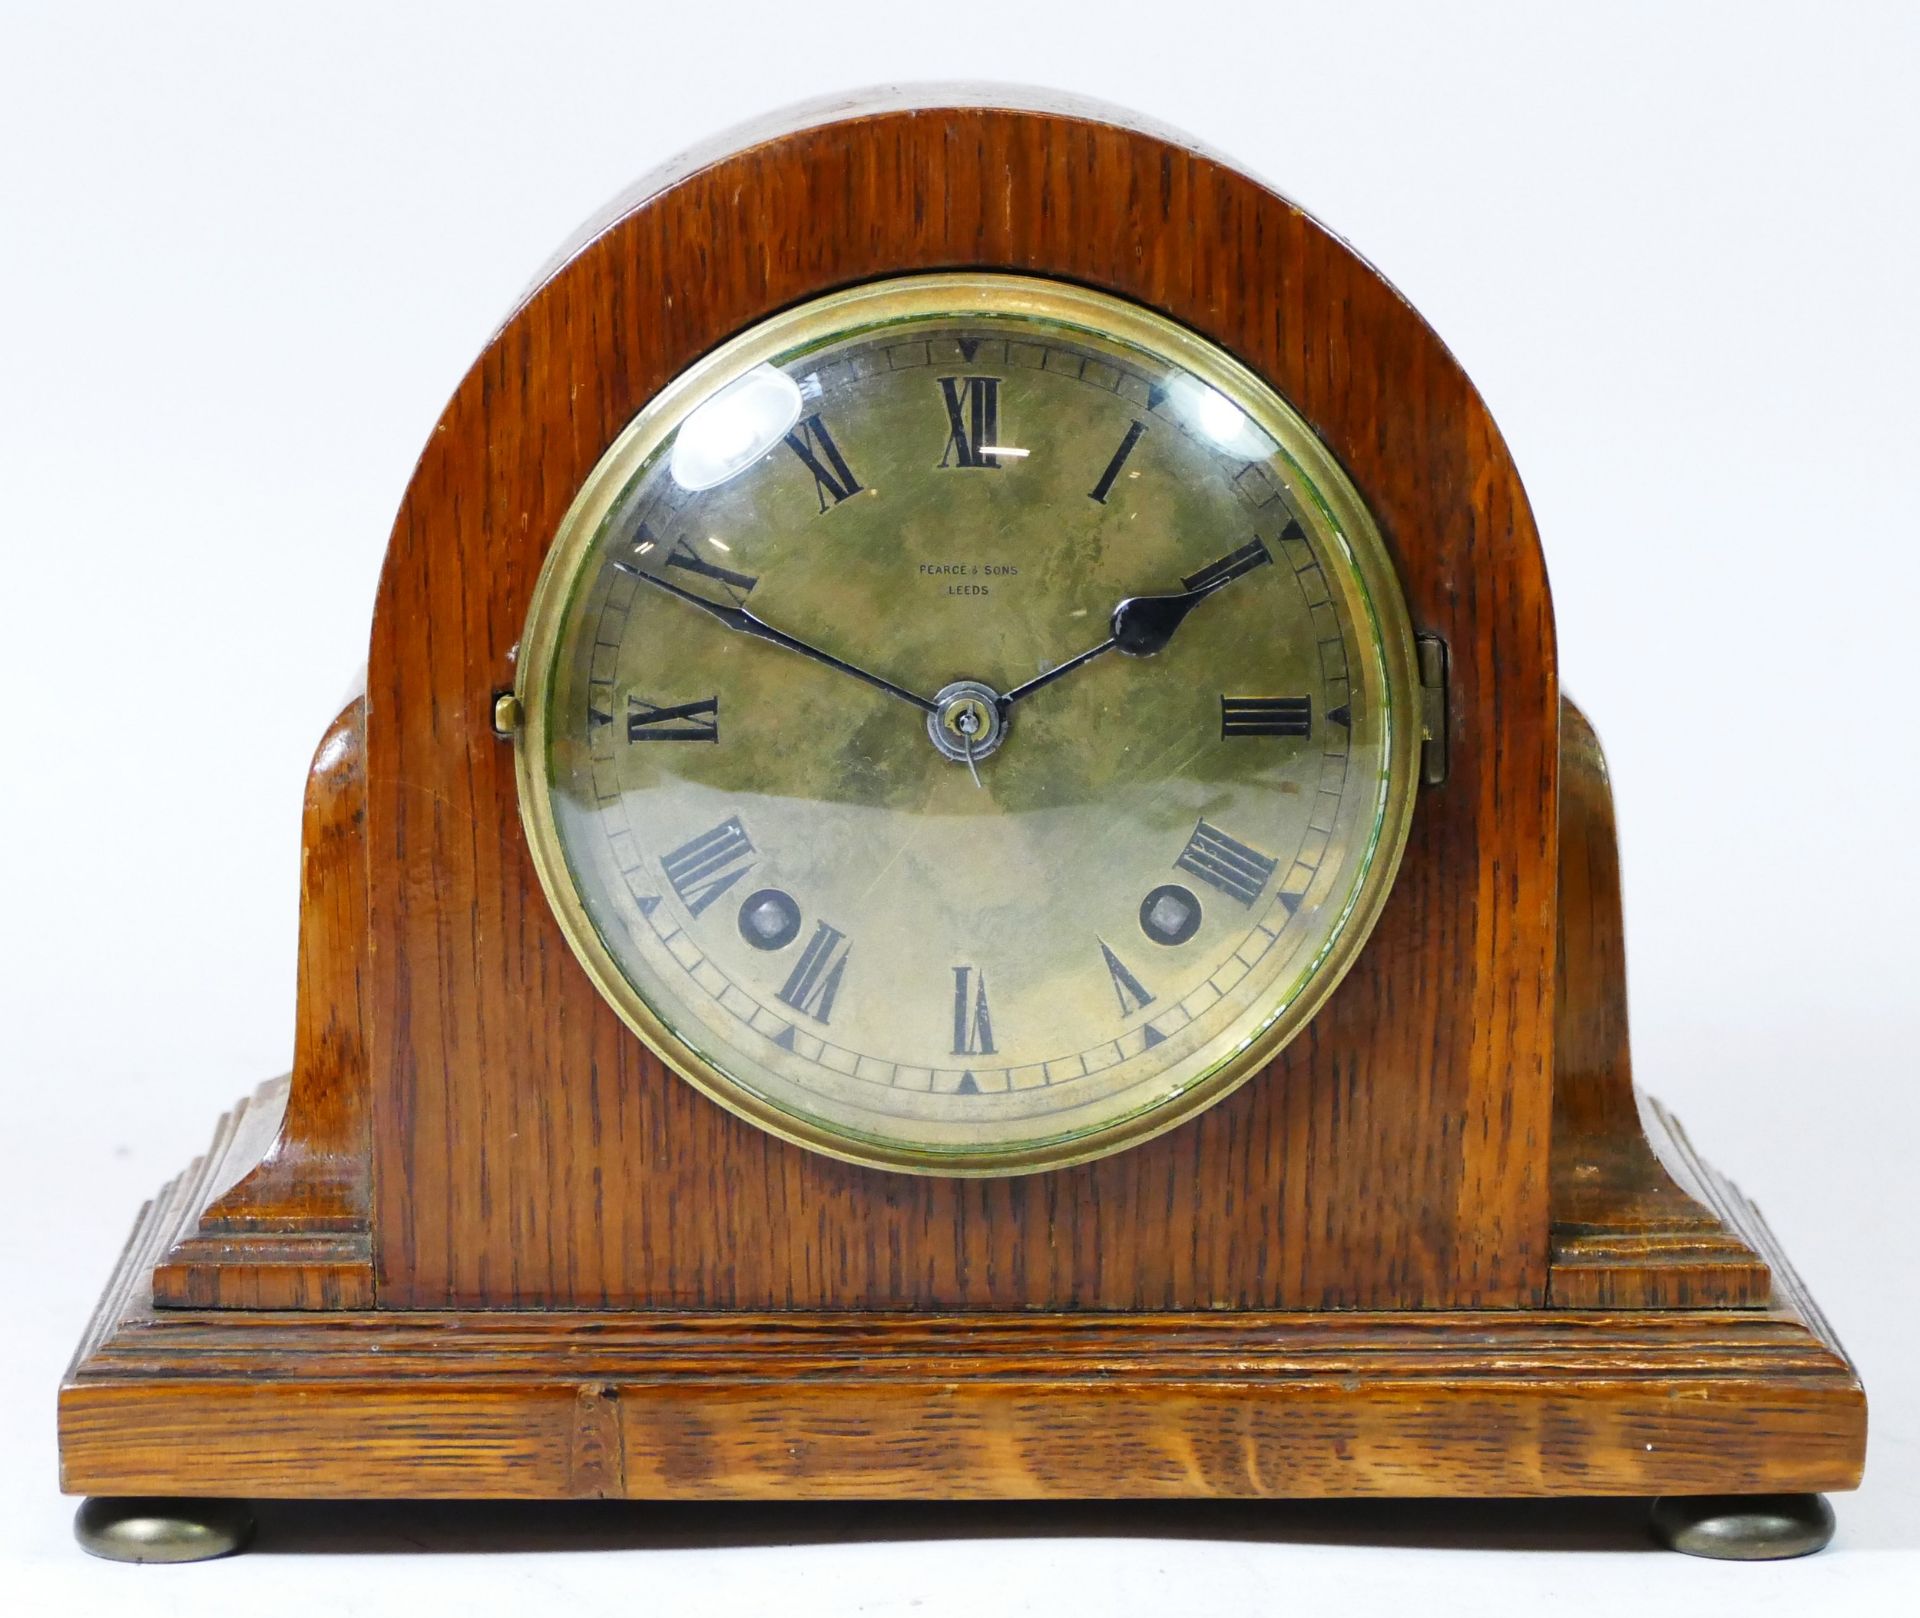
50, 104, 1868, 1527
61, 1172, 1865, 1503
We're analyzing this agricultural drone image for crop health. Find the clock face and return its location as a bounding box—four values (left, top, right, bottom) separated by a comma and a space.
515, 275, 1420, 1174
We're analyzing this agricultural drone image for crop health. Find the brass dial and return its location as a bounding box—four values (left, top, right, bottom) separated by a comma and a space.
515, 275, 1420, 1174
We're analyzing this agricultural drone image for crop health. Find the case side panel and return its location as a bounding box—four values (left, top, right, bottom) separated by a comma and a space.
152, 691, 374, 1309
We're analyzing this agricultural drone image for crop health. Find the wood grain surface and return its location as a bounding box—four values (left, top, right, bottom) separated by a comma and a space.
56, 91, 1869, 1509
61, 1150, 1864, 1501
360, 91, 1561, 1312
1547, 700, 1772, 1308
151, 690, 373, 1308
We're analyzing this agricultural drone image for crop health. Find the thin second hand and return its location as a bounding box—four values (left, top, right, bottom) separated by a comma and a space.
959, 710, 983, 790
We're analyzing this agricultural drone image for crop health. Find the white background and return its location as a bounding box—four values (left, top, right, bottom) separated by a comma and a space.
3, 1, 1916, 1612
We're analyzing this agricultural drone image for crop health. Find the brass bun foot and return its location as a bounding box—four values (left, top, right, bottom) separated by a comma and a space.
74, 1496, 255, 1563
1650, 1493, 1836, 1560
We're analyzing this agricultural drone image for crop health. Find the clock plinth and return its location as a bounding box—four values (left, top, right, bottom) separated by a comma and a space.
61, 696, 1864, 1519
58, 91, 1864, 1545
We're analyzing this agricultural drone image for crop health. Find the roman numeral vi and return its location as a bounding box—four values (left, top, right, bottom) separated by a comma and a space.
951, 965, 996, 1054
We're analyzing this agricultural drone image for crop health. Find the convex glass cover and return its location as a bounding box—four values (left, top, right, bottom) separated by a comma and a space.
515, 275, 1420, 1173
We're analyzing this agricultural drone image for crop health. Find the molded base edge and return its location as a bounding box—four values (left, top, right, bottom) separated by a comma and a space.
61, 1181, 1865, 1502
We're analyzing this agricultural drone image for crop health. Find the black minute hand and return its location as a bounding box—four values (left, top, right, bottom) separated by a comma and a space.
615, 562, 938, 715
999, 538, 1273, 711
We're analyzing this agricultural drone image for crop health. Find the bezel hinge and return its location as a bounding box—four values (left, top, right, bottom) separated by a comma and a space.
1417, 633, 1449, 787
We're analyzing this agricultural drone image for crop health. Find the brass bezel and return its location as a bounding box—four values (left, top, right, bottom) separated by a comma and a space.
514, 273, 1422, 1177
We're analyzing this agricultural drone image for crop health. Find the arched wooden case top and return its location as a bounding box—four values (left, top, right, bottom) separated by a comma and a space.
62, 91, 1865, 1516
345, 93, 1560, 1310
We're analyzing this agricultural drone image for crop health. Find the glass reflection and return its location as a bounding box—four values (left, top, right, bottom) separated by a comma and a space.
670, 364, 803, 491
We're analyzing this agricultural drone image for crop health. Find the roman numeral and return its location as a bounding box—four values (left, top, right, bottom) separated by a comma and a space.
664, 536, 758, 600
777, 922, 850, 1024
1175, 819, 1278, 908
1089, 419, 1147, 503
937, 375, 1002, 469
951, 965, 996, 1055
1181, 537, 1271, 593
626, 694, 719, 743
783, 413, 862, 511
1221, 695, 1311, 738
1098, 941, 1154, 1016
661, 815, 754, 917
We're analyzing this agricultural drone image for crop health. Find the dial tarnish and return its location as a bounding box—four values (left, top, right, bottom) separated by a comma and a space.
515, 275, 1420, 1174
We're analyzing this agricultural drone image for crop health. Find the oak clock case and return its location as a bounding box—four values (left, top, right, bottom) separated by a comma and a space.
515, 275, 1420, 1175
58, 94, 1865, 1563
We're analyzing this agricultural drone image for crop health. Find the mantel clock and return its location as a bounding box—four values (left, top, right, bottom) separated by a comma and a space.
59, 89, 1865, 1565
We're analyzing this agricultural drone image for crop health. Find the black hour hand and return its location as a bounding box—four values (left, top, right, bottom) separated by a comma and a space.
1109, 584, 1218, 657
1179, 536, 1272, 595
999, 535, 1274, 710
1113, 538, 1272, 657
